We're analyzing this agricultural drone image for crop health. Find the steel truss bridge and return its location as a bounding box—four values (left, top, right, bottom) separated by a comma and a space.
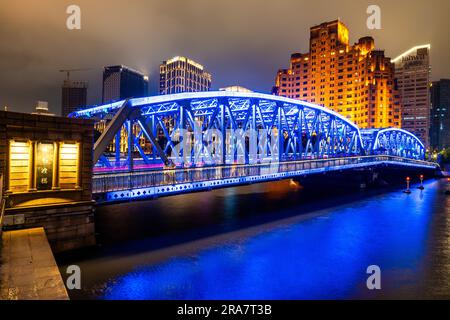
71, 91, 438, 203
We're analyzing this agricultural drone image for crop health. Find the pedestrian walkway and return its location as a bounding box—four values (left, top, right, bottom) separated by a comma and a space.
0, 228, 69, 300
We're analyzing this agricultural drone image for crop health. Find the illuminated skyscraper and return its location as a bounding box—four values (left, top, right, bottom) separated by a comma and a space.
392, 45, 431, 147
159, 56, 212, 95
273, 19, 401, 129
430, 79, 450, 150
102, 65, 149, 104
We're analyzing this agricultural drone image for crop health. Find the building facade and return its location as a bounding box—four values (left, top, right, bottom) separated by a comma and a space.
430, 79, 450, 150
0, 111, 95, 252
159, 56, 212, 95
392, 45, 431, 147
62, 80, 88, 117
273, 20, 401, 129
102, 65, 149, 104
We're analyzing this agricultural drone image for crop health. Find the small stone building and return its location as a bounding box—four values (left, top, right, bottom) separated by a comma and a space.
0, 111, 95, 252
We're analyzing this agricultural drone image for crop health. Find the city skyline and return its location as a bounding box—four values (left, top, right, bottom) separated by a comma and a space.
0, 0, 450, 114
1, 1, 449, 303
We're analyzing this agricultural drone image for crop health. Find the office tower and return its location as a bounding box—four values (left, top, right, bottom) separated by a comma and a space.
430, 79, 450, 150
273, 19, 401, 129
61, 80, 88, 116
102, 65, 149, 103
159, 56, 212, 94
392, 45, 431, 147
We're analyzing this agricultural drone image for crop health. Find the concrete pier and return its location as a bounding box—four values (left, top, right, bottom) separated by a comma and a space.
0, 228, 69, 300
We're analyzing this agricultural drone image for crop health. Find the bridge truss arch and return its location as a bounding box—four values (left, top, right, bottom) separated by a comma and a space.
361, 128, 425, 160
72, 92, 364, 171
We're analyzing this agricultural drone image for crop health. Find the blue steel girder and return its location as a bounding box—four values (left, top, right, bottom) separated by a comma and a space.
361, 128, 425, 160
71, 91, 367, 170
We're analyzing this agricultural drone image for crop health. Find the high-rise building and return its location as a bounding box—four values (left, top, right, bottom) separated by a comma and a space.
159, 56, 212, 95
273, 19, 401, 129
392, 45, 431, 147
430, 79, 450, 150
102, 65, 149, 104
62, 80, 88, 116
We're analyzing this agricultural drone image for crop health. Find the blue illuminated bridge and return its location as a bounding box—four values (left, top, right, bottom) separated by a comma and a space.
71, 91, 439, 203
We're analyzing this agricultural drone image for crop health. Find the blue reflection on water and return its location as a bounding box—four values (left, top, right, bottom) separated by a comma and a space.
102, 181, 439, 300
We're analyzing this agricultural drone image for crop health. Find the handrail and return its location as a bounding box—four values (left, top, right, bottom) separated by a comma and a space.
91, 155, 439, 194
93, 155, 437, 178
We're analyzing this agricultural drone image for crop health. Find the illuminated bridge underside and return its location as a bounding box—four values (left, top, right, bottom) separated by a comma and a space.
71, 92, 437, 203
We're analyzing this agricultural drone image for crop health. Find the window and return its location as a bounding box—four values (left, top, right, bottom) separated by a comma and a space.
8, 140, 31, 193
7, 140, 80, 193
59, 143, 80, 190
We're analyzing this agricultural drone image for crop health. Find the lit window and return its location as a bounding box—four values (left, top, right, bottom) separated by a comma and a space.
8, 140, 31, 193
59, 143, 80, 189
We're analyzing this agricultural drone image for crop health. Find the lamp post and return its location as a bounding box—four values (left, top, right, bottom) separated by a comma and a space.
403, 176, 412, 194
445, 178, 450, 195
418, 174, 424, 190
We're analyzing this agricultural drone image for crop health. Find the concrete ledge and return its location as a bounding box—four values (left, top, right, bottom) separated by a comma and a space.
0, 228, 69, 300
3, 201, 96, 253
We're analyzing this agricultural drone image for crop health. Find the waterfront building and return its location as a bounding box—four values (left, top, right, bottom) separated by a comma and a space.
392, 45, 431, 147
102, 65, 149, 104
430, 79, 450, 150
0, 110, 95, 252
159, 56, 212, 95
61, 80, 88, 117
273, 19, 401, 129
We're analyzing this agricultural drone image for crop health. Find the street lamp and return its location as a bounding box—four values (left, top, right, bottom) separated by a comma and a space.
403, 176, 412, 194
418, 174, 424, 190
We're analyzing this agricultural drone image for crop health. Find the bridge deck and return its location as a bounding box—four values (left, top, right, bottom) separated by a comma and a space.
92, 156, 438, 203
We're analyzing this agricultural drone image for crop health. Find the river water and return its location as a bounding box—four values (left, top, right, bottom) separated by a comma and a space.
57, 178, 450, 300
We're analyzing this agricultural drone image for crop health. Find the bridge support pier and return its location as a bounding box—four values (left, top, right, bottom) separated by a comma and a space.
294, 169, 379, 190
294, 165, 438, 191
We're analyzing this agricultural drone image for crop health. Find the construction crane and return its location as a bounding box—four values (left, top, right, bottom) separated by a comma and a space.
59, 68, 92, 81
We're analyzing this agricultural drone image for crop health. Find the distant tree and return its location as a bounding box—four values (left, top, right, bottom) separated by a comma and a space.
441, 148, 450, 163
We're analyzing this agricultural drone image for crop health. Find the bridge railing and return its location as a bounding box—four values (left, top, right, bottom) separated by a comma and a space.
92, 155, 437, 194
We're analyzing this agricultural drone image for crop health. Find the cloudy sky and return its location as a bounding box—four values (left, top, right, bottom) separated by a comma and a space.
1, 0, 449, 114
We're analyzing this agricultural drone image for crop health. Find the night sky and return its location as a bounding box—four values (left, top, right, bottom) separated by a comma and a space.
1, 0, 449, 114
